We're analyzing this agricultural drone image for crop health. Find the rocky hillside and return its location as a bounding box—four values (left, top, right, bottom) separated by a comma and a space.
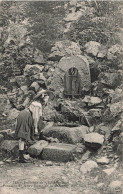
0, 1, 123, 161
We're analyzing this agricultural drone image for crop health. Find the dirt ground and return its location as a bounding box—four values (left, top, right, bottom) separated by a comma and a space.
0, 159, 123, 194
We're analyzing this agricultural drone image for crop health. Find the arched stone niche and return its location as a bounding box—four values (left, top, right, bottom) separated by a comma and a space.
48, 55, 91, 97
64, 67, 81, 97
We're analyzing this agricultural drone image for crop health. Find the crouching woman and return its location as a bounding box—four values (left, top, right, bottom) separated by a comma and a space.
15, 101, 42, 163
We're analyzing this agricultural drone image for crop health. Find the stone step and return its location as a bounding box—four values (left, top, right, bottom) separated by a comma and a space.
41, 143, 76, 162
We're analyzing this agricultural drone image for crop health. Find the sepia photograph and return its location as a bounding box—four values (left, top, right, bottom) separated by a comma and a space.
0, 0, 123, 193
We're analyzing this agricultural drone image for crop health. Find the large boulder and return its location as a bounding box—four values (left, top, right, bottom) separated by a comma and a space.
42, 125, 89, 144
85, 41, 101, 57
98, 72, 121, 88
83, 133, 104, 148
24, 64, 44, 76
48, 40, 81, 61
28, 140, 49, 157
41, 143, 76, 162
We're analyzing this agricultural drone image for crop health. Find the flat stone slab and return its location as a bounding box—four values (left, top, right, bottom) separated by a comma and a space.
28, 140, 49, 157
42, 143, 76, 162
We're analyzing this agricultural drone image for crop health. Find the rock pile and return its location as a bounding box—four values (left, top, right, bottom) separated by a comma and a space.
0, 34, 122, 164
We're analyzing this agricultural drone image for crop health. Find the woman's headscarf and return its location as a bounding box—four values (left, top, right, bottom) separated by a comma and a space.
29, 101, 42, 134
